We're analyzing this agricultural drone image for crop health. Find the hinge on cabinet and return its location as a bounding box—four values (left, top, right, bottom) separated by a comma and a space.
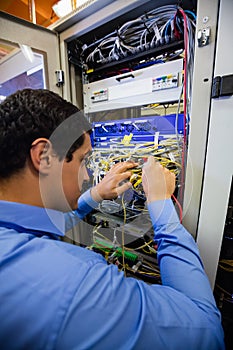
212, 74, 233, 98
55, 70, 64, 87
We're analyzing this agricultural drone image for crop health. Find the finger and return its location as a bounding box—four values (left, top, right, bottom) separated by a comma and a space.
117, 171, 132, 182
147, 155, 157, 164
110, 161, 138, 173
116, 181, 132, 196
164, 167, 175, 176
147, 155, 154, 162
143, 156, 154, 169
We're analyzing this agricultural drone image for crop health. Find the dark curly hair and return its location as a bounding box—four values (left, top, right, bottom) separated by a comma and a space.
0, 89, 92, 178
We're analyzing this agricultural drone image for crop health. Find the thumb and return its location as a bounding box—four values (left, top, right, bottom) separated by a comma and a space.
116, 181, 132, 196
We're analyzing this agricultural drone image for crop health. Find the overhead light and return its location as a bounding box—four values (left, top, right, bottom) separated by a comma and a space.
52, 0, 73, 18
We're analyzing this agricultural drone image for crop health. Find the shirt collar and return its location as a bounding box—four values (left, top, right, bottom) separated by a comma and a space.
0, 200, 65, 237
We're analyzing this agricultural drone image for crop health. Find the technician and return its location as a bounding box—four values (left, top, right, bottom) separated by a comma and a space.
0, 89, 225, 349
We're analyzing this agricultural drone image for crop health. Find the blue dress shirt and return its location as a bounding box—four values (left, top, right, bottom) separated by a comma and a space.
0, 190, 225, 350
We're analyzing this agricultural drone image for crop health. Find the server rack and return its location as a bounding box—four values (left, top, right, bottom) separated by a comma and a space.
0, 0, 232, 317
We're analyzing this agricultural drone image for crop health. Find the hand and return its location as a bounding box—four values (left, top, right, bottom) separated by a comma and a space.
91, 161, 137, 202
142, 156, 175, 203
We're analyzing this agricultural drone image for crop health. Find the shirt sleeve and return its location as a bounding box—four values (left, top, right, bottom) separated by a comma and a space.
76, 189, 100, 219
57, 198, 225, 350
64, 189, 100, 231
148, 199, 220, 309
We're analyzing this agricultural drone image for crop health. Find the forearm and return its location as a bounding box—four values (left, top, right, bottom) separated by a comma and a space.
148, 199, 220, 315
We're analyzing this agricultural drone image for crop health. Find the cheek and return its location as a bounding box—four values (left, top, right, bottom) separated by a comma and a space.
62, 163, 80, 195
78, 166, 89, 191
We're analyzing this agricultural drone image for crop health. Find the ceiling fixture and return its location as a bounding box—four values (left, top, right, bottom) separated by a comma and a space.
52, 0, 73, 18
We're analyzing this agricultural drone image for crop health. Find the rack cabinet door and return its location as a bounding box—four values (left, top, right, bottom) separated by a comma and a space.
0, 12, 62, 97
197, 0, 233, 288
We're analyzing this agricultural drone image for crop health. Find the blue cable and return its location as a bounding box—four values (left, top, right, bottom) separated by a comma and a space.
164, 18, 172, 38
184, 10, 197, 20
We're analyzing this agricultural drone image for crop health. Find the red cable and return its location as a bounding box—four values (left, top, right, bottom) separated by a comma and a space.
176, 9, 189, 210
179, 8, 189, 144
172, 194, 183, 223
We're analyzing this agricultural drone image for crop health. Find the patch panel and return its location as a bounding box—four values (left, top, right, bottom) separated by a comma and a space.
92, 114, 184, 146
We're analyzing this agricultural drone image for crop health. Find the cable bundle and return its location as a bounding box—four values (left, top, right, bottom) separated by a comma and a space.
87, 136, 182, 194
82, 5, 196, 68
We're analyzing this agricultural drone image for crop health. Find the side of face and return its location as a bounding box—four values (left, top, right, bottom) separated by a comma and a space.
61, 132, 92, 211
38, 133, 92, 212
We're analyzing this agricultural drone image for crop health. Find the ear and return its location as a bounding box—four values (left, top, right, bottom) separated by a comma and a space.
30, 138, 54, 174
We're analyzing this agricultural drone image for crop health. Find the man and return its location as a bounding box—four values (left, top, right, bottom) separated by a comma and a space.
0, 89, 224, 349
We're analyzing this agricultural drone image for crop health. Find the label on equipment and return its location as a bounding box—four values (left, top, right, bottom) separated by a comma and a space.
152, 73, 179, 91
91, 89, 108, 103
